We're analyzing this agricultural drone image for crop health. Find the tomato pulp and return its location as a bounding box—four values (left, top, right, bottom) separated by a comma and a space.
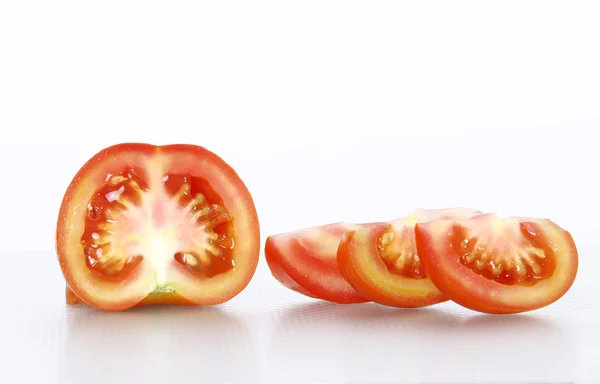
56, 143, 260, 311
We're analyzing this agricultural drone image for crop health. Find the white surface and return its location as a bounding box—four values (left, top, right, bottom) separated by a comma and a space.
3, 246, 599, 384
1, 1, 600, 383
1, 0, 600, 250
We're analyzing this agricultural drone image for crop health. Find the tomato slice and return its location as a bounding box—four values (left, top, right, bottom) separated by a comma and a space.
336, 208, 482, 308
414, 213, 578, 314
265, 222, 382, 304
56, 143, 260, 311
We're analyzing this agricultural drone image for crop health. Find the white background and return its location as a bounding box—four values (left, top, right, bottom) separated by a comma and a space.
1, 1, 599, 383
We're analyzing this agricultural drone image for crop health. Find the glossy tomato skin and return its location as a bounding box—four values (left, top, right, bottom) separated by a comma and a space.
336, 208, 481, 308
264, 237, 326, 301
56, 143, 260, 311
264, 223, 378, 304
415, 215, 578, 314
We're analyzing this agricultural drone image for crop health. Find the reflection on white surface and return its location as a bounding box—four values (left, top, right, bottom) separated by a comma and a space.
60, 306, 258, 384
267, 302, 576, 384
1, 251, 599, 384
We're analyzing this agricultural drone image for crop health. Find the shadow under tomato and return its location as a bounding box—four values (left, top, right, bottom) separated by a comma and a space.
274, 300, 463, 329
59, 305, 258, 384
266, 301, 576, 384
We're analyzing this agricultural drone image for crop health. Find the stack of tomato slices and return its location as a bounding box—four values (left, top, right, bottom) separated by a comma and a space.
265, 208, 578, 314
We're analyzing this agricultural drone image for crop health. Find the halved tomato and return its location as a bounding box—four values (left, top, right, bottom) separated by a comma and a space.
415, 213, 578, 314
337, 208, 482, 308
265, 222, 382, 304
56, 143, 260, 311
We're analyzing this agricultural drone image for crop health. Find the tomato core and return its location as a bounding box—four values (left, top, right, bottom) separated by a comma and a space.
80, 166, 235, 285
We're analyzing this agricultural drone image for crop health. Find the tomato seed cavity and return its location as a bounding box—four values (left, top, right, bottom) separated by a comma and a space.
378, 227, 426, 279
454, 224, 550, 285
81, 169, 236, 281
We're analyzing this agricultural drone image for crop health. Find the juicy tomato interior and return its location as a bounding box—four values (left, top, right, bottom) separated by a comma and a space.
377, 223, 425, 279
81, 170, 236, 281
264, 223, 377, 304
57, 143, 260, 311
379, 208, 483, 279
337, 207, 482, 308
415, 213, 578, 314
452, 219, 556, 286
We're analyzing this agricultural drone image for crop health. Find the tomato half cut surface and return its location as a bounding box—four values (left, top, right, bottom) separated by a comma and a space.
337, 208, 482, 308
415, 213, 578, 314
265, 222, 383, 304
56, 143, 260, 311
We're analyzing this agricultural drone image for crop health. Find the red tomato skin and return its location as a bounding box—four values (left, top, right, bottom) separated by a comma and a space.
264, 233, 369, 304
264, 238, 323, 300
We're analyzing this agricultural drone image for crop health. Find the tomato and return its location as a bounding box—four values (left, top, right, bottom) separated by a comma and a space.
414, 213, 578, 314
336, 208, 482, 308
265, 222, 382, 304
56, 143, 260, 311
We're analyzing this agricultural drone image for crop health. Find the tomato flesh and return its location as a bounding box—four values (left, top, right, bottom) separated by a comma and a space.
453, 219, 555, 286
337, 208, 481, 308
81, 168, 236, 282
415, 213, 578, 314
265, 223, 379, 304
57, 143, 260, 311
